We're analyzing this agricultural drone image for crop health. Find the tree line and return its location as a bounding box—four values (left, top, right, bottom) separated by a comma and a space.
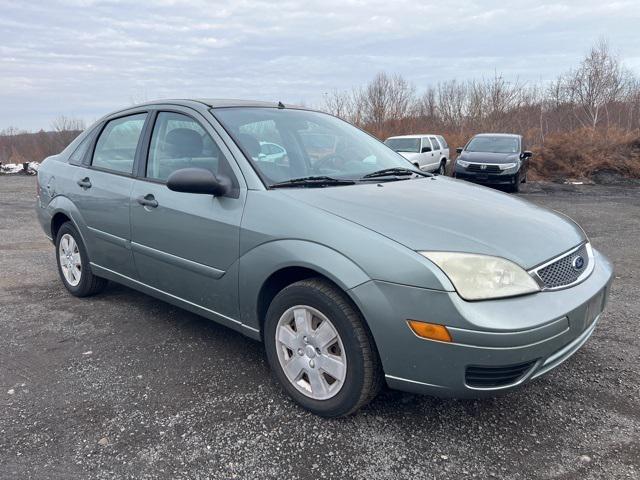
322, 40, 640, 179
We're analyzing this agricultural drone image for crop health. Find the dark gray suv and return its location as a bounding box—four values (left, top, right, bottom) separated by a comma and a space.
454, 133, 532, 192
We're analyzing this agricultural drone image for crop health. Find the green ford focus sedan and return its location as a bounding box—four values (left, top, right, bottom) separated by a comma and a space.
36, 99, 613, 417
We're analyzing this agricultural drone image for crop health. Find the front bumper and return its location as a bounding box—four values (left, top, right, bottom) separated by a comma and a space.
455, 170, 519, 185
350, 247, 614, 398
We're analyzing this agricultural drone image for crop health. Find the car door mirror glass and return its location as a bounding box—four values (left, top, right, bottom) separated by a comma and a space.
523, 150, 533, 159
167, 168, 231, 196
421, 146, 431, 153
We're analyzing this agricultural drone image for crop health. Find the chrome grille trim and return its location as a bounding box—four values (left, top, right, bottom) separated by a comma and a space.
529, 242, 595, 291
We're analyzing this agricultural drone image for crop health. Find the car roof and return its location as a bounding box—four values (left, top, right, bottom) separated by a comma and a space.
474, 133, 522, 138
134, 98, 304, 109
385, 134, 440, 139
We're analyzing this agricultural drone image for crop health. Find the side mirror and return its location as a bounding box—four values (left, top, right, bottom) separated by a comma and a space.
167, 168, 231, 196
522, 150, 533, 159
421, 146, 432, 153
456, 147, 463, 154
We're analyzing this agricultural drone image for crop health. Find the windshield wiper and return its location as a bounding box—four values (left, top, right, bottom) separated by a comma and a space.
361, 167, 430, 180
270, 176, 356, 189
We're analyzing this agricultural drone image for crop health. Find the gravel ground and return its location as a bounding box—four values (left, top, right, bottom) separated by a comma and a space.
1, 176, 639, 479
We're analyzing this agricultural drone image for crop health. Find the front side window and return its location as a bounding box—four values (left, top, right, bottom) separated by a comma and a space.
422, 138, 432, 151
214, 108, 418, 185
385, 137, 420, 153
466, 136, 520, 154
146, 112, 229, 182
92, 113, 147, 174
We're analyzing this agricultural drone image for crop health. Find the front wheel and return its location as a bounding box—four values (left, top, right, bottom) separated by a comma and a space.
55, 222, 107, 297
509, 173, 521, 193
264, 278, 383, 417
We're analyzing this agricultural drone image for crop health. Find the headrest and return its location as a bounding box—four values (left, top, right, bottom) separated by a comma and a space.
165, 128, 203, 158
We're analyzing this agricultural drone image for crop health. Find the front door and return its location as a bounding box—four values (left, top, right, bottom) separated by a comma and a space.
72, 112, 148, 278
130, 110, 245, 320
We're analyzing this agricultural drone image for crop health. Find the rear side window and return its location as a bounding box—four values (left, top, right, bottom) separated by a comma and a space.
92, 113, 147, 174
437, 135, 448, 148
146, 112, 232, 182
429, 136, 440, 150
69, 130, 95, 164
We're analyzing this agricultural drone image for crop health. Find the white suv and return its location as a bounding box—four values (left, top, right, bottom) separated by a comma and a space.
384, 134, 450, 174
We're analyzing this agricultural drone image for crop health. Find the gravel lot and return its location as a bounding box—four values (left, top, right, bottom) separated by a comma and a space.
1, 175, 639, 479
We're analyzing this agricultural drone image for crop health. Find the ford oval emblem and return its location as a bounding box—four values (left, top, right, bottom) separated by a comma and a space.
572, 255, 585, 271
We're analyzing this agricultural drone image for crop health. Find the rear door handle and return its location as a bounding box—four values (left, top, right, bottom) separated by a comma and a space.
77, 177, 92, 189
137, 194, 158, 208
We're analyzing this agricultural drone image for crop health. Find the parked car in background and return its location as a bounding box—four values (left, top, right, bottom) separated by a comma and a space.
384, 134, 449, 174
454, 133, 532, 192
36, 100, 612, 417
259, 141, 287, 163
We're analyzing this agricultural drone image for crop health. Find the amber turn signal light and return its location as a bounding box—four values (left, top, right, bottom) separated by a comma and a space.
407, 320, 452, 342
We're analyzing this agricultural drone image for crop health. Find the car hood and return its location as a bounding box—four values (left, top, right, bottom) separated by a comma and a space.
458, 151, 519, 163
280, 177, 586, 269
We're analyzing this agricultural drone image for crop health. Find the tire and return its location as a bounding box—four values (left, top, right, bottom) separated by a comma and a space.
55, 222, 107, 297
437, 161, 446, 176
264, 278, 383, 417
509, 173, 521, 193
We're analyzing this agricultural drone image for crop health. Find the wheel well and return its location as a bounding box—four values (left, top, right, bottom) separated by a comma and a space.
51, 212, 71, 240
257, 267, 318, 333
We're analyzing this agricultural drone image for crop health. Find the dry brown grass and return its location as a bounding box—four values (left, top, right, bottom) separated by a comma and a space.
531, 128, 640, 181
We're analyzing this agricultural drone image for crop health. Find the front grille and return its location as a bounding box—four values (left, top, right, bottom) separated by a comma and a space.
535, 244, 590, 289
466, 163, 501, 173
466, 361, 536, 388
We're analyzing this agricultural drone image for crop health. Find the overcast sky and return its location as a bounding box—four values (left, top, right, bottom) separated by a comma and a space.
1, 0, 639, 131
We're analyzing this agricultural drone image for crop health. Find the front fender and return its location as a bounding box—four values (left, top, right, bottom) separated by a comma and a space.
238, 239, 371, 331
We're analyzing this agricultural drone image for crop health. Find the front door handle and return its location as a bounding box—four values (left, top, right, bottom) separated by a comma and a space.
77, 177, 92, 189
137, 194, 158, 208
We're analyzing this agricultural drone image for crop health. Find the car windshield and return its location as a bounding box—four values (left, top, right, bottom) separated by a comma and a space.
213, 107, 418, 185
466, 136, 519, 154
384, 137, 420, 153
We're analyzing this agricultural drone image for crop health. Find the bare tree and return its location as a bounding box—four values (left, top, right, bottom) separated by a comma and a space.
51, 115, 86, 148
564, 39, 632, 129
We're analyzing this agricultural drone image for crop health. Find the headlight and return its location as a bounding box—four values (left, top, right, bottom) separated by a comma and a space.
456, 159, 469, 167
498, 162, 518, 170
420, 252, 540, 300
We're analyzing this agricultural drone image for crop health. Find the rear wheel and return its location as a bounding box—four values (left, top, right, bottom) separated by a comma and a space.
437, 161, 446, 175
264, 278, 383, 417
55, 222, 107, 297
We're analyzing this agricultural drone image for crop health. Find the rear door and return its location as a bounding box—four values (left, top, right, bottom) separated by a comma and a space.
421, 137, 437, 171
71, 112, 148, 277
130, 108, 246, 321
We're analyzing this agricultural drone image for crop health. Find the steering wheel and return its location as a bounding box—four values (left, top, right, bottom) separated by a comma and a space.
313, 153, 347, 172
